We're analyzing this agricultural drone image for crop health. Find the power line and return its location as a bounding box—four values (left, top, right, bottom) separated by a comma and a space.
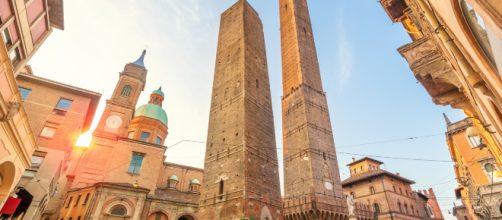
337, 151, 451, 163
336, 133, 444, 149
167, 139, 453, 163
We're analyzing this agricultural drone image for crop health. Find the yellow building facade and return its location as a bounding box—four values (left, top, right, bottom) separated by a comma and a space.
380, 0, 502, 219
446, 116, 502, 219
379, 1, 502, 159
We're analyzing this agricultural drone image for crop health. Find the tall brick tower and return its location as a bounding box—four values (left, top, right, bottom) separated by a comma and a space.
199, 1, 283, 219
280, 0, 348, 218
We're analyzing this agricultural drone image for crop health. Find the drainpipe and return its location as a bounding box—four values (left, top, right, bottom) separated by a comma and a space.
414, 0, 502, 165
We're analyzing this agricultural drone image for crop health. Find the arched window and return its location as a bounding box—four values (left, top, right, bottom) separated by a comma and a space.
189, 179, 200, 192
110, 204, 127, 216
483, 163, 502, 183
459, 0, 502, 73
373, 203, 380, 214
120, 85, 132, 97
398, 201, 402, 213
370, 186, 376, 194
426, 204, 435, 217
168, 175, 178, 189
148, 212, 168, 220
404, 203, 409, 214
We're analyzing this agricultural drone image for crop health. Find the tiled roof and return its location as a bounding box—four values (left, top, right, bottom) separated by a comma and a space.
342, 169, 415, 186
347, 157, 383, 166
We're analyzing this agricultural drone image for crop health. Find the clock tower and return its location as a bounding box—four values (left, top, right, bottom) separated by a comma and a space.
94, 50, 147, 138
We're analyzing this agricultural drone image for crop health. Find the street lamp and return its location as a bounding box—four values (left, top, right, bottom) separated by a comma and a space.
466, 126, 486, 149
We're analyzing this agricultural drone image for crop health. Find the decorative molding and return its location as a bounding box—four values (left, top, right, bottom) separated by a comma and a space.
0, 101, 20, 122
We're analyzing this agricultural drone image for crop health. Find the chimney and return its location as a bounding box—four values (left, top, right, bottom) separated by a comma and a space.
396, 172, 400, 176
352, 157, 356, 162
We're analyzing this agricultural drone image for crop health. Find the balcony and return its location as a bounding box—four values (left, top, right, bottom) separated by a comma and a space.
398, 37, 466, 107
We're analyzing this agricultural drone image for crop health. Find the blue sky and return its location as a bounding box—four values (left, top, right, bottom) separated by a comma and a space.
29, 0, 464, 218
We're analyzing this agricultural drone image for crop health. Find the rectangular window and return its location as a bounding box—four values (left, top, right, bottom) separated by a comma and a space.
140, 132, 150, 142
155, 136, 161, 145
40, 125, 57, 138
128, 152, 144, 175
127, 132, 134, 139
18, 87, 31, 101
30, 155, 45, 170
74, 195, 81, 207
65, 196, 73, 208
82, 193, 89, 205
9, 47, 20, 64
55, 98, 73, 110
22, 170, 36, 177
1, 27, 12, 46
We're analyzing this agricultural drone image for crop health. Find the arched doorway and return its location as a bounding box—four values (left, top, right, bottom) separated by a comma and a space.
178, 215, 195, 220
148, 212, 168, 220
0, 161, 16, 200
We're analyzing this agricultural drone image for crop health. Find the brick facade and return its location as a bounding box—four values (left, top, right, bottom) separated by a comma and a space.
280, 0, 356, 219
342, 158, 444, 220
198, 1, 283, 219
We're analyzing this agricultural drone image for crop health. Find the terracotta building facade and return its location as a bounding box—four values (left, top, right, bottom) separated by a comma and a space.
13, 66, 100, 219
49, 51, 203, 220
0, 0, 64, 214
342, 157, 444, 220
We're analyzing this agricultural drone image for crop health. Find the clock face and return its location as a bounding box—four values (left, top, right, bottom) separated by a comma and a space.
324, 181, 333, 190
106, 115, 123, 129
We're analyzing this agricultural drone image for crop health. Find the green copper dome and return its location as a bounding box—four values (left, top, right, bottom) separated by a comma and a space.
152, 87, 164, 97
168, 175, 178, 181
190, 179, 200, 185
134, 104, 168, 126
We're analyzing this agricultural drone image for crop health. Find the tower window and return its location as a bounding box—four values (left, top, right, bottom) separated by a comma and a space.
120, 85, 132, 97
218, 179, 224, 200
155, 136, 162, 145
370, 186, 375, 194
140, 131, 150, 142
373, 203, 380, 214
256, 79, 259, 88
128, 152, 144, 175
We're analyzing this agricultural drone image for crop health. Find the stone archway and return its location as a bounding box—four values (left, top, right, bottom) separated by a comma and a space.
0, 161, 16, 201
178, 215, 195, 220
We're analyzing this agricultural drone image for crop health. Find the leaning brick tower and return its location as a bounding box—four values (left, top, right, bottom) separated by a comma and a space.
280, 0, 349, 219
199, 1, 283, 219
